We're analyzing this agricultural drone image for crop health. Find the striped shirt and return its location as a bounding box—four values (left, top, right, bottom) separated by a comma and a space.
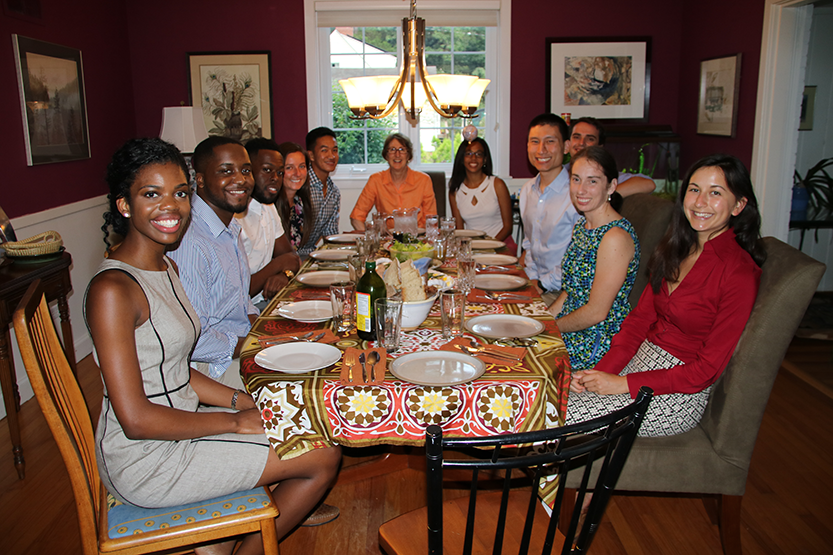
168, 195, 258, 379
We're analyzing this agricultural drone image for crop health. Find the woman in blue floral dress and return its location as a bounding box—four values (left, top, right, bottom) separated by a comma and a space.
548, 147, 640, 370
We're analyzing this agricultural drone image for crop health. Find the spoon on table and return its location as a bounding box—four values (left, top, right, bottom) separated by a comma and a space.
367, 350, 381, 382
358, 352, 368, 383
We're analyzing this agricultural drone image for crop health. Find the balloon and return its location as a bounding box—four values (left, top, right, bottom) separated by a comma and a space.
462, 125, 478, 143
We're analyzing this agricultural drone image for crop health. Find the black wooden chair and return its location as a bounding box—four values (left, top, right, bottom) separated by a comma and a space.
379, 387, 653, 555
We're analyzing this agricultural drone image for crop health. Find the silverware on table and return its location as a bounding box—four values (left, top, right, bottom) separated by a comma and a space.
455, 341, 520, 361
358, 352, 368, 383
263, 331, 314, 346
476, 264, 515, 272
367, 350, 381, 382
484, 291, 528, 301
309, 331, 327, 343
344, 355, 355, 383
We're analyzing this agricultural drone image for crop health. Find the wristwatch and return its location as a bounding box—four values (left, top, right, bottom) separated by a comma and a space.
283, 269, 295, 279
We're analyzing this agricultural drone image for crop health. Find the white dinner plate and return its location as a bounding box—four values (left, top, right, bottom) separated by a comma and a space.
473, 274, 528, 291
471, 239, 506, 250
465, 315, 545, 339
254, 343, 341, 373
276, 300, 334, 323
296, 271, 351, 287
455, 229, 485, 238
390, 351, 485, 386
326, 234, 358, 243
310, 249, 357, 261
472, 253, 519, 265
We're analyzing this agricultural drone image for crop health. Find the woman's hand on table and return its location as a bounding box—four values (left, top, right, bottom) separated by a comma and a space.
235, 408, 267, 434
571, 370, 629, 395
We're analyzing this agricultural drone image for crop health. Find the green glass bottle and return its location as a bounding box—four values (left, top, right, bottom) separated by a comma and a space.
356, 260, 385, 341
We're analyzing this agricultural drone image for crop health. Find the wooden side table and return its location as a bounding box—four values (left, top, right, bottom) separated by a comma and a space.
0, 251, 76, 479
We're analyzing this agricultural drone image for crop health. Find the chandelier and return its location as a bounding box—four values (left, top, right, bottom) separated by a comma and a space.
337, 0, 490, 122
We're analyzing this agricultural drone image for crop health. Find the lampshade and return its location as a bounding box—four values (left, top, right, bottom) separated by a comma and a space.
159, 107, 209, 154
339, 76, 401, 115
425, 74, 479, 107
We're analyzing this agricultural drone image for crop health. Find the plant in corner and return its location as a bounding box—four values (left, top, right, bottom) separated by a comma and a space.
794, 158, 833, 220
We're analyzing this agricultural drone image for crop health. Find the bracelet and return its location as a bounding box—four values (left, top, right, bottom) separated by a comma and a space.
231, 389, 243, 410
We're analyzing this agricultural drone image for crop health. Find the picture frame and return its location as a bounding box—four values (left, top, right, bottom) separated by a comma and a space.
546, 37, 651, 122
696, 53, 742, 137
799, 86, 816, 131
12, 35, 90, 166
188, 51, 272, 141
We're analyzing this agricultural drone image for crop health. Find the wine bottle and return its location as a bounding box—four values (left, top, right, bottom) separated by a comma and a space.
356, 260, 385, 341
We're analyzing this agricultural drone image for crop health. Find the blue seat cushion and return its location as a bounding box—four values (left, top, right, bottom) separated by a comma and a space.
107, 488, 272, 539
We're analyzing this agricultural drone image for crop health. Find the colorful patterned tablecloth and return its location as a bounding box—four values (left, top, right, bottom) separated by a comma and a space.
241, 256, 572, 466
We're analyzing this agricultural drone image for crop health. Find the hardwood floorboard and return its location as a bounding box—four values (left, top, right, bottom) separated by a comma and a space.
1, 338, 831, 554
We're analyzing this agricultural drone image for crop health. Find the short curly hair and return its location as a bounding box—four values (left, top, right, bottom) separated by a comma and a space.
102, 138, 188, 248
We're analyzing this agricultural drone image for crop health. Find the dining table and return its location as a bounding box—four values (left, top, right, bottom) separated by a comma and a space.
239, 240, 572, 504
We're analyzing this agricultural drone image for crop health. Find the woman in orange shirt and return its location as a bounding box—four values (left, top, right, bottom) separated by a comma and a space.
350, 133, 437, 230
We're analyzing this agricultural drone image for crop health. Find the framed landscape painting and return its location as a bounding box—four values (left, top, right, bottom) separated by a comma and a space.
188, 51, 272, 141
546, 37, 650, 122
697, 54, 741, 137
13, 35, 90, 166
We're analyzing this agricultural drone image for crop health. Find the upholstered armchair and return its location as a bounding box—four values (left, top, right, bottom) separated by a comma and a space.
563, 236, 826, 555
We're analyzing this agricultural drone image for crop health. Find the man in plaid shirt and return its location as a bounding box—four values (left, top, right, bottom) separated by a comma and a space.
301, 127, 342, 256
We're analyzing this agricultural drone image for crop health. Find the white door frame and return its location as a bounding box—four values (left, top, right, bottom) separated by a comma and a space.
751, 0, 814, 239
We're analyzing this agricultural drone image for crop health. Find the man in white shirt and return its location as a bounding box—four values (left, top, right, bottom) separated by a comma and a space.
236, 138, 300, 306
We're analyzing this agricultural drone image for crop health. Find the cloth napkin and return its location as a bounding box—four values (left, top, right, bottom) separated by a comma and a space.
439, 337, 526, 365
290, 289, 332, 301
467, 287, 536, 304
257, 328, 338, 348
340, 347, 386, 386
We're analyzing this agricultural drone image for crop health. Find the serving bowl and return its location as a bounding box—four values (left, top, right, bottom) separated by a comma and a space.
388, 242, 435, 262
400, 292, 439, 330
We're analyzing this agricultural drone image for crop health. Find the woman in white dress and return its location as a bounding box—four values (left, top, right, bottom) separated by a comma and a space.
448, 138, 516, 253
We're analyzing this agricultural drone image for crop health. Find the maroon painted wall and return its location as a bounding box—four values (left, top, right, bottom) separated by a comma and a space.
125, 0, 309, 145
509, 0, 684, 178
0, 0, 136, 218
676, 0, 764, 170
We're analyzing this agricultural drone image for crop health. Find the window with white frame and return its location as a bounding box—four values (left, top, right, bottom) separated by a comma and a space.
306, 1, 510, 176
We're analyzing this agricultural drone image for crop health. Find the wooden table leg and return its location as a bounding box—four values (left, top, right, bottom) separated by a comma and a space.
57, 293, 77, 376
0, 329, 25, 479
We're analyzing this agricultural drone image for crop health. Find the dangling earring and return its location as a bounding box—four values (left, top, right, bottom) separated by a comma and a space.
607, 194, 611, 203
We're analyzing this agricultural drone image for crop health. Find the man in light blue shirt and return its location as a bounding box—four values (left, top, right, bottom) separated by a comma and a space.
168, 136, 257, 388
520, 113, 579, 303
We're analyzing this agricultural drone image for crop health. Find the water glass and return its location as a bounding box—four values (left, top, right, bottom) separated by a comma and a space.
440, 216, 456, 237
348, 254, 366, 282
425, 214, 440, 242
458, 237, 472, 258
329, 281, 355, 332
375, 297, 403, 353
355, 235, 372, 257
440, 289, 466, 339
457, 258, 475, 294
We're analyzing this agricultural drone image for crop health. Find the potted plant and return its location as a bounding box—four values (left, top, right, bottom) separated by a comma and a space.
794, 158, 833, 220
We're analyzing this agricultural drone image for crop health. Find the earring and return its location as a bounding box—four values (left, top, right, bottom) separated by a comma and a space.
607, 194, 611, 202
123, 212, 130, 218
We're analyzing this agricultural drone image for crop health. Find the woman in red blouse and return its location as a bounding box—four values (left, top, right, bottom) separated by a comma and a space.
566, 154, 766, 436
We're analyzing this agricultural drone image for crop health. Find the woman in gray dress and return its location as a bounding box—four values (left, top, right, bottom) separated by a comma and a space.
86, 138, 341, 554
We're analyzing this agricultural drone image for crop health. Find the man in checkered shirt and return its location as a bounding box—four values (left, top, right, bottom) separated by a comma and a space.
301, 127, 342, 256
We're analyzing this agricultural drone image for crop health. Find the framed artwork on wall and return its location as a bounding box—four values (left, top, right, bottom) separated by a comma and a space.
188, 51, 272, 141
546, 37, 651, 122
697, 53, 742, 137
12, 35, 90, 166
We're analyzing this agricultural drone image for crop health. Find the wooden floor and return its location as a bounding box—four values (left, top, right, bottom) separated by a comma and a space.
1, 338, 831, 555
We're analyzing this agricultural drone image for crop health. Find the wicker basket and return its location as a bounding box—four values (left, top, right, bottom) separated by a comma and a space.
3, 230, 64, 257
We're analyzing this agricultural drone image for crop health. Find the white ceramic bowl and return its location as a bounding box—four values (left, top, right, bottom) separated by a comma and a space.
400, 293, 439, 330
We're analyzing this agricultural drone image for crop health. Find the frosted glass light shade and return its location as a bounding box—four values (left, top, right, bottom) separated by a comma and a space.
159, 107, 209, 154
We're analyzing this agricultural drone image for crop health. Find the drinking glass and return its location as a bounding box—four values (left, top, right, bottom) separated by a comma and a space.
457, 239, 475, 293
440, 289, 466, 339
330, 281, 355, 332
355, 235, 372, 258
375, 297, 403, 353
440, 216, 456, 237
348, 254, 366, 282
425, 214, 440, 242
